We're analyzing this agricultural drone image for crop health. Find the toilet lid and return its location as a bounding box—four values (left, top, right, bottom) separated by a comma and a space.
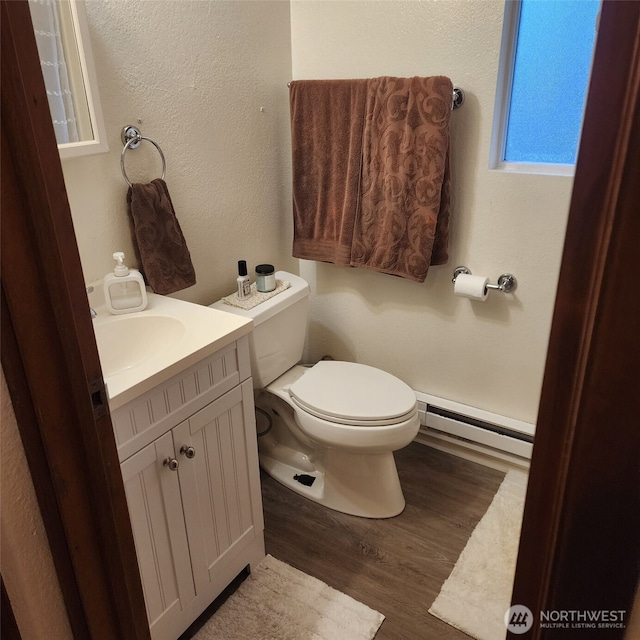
288, 361, 417, 425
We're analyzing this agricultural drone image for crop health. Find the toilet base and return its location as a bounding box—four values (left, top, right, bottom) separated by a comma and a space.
255, 383, 410, 518
258, 437, 406, 518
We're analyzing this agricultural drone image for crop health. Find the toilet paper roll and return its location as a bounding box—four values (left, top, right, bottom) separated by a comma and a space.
454, 273, 489, 301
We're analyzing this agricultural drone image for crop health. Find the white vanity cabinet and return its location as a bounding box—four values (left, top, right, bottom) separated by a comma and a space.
111, 335, 265, 640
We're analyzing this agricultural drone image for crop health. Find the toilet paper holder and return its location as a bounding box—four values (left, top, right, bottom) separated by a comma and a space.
452, 266, 518, 293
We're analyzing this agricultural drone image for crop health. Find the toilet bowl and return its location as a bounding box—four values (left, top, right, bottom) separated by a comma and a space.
210, 271, 420, 518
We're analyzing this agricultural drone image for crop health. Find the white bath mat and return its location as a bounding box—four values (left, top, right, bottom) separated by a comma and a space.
429, 469, 528, 640
193, 554, 385, 640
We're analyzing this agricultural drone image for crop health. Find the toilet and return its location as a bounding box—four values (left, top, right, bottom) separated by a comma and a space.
210, 271, 419, 518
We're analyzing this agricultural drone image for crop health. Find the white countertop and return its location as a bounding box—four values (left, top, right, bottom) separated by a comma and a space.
92, 293, 252, 411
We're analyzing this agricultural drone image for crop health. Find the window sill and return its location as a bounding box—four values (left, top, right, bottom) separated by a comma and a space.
490, 161, 575, 178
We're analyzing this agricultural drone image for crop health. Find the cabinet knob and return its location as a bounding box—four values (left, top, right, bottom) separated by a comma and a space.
180, 445, 196, 459
163, 457, 179, 471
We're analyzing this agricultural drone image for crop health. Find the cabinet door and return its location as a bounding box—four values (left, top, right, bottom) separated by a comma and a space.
173, 380, 264, 602
120, 432, 194, 640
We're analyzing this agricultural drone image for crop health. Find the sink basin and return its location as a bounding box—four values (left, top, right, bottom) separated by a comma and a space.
94, 314, 186, 377
91, 292, 252, 410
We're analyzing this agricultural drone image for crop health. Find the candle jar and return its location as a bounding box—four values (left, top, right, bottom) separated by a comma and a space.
255, 264, 276, 292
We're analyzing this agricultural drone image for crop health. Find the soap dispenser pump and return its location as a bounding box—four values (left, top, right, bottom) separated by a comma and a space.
103, 252, 148, 314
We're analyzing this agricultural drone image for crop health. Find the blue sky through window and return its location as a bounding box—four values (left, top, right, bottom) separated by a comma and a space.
504, 0, 600, 165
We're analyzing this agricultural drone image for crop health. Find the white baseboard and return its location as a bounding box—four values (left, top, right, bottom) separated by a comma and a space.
414, 429, 530, 473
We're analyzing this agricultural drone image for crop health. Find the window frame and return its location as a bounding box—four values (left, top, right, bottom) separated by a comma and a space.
490, 0, 592, 177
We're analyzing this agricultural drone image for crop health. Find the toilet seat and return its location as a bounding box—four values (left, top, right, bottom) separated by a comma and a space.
288, 361, 417, 427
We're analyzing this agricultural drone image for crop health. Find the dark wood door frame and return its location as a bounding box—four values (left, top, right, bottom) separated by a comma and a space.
1, 2, 149, 638
509, 1, 640, 637
1, 0, 638, 638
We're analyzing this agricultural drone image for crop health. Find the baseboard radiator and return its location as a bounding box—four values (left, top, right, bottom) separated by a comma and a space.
415, 392, 534, 460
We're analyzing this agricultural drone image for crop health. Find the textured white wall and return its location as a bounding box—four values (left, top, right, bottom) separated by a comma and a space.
1, 370, 73, 639
291, 0, 574, 424
63, 0, 295, 304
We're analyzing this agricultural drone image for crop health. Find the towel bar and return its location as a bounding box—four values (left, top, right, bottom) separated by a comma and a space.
287, 81, 465, 110
451, 87, 464, 110
120, 125, 166, 188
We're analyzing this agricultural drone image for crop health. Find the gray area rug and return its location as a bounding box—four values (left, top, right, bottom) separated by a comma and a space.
194, 554, 385, 640
429, 469, 528, 640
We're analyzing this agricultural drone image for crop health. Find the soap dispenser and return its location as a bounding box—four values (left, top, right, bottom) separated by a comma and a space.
103, 252, 148, 314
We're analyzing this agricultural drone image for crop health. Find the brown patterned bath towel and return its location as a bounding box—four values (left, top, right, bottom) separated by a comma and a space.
351, 76, 453, 282
127, 178, 196, 295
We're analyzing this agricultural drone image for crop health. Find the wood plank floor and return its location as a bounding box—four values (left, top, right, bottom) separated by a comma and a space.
262, 442, 506, 640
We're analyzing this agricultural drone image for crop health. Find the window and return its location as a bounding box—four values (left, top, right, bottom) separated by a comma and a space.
491, 0, 600, 174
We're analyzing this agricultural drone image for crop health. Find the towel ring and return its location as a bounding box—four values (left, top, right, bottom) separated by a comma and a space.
120, 125, 166, 188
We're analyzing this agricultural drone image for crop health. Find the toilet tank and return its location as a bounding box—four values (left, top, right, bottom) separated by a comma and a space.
209, 271, 309, 388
